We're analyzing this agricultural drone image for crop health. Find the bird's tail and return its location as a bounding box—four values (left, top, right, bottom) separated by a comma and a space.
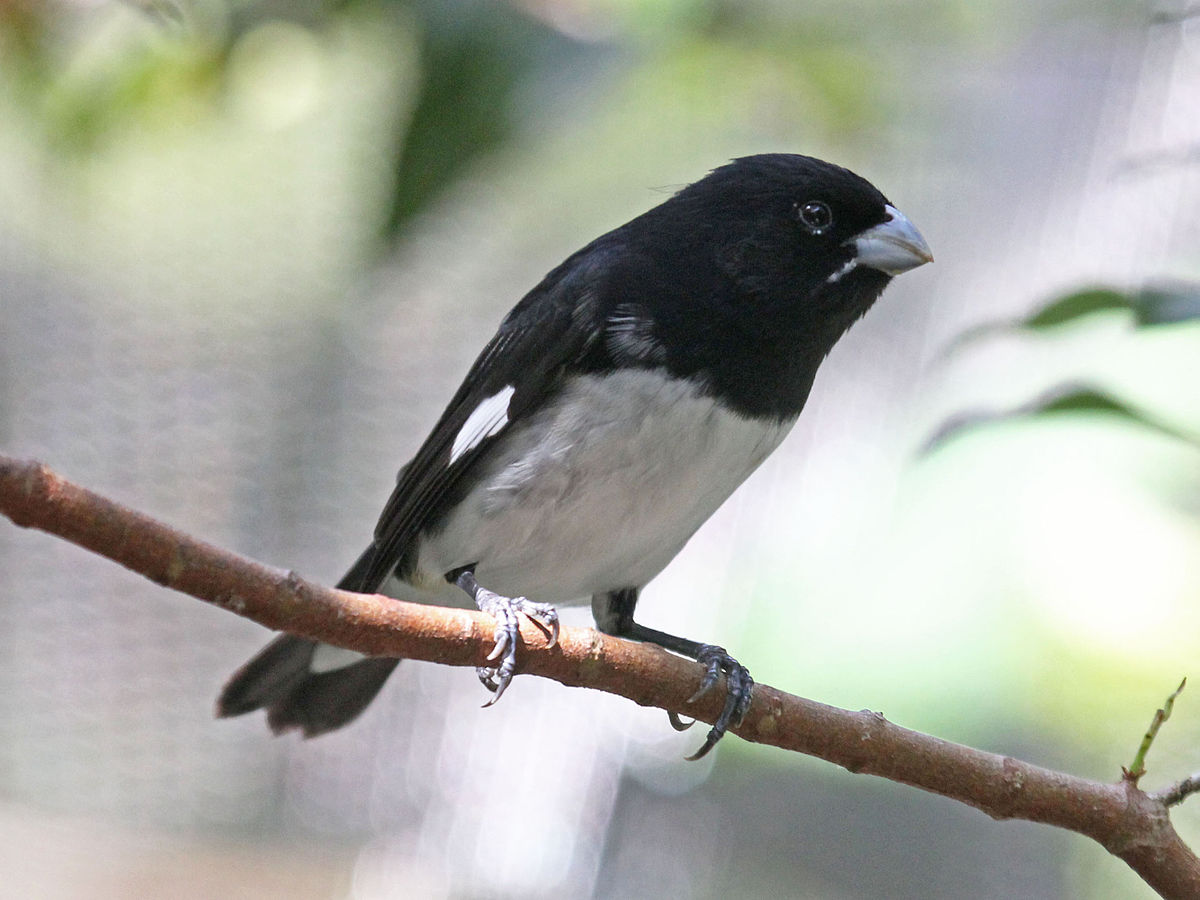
216, 547, 401, 737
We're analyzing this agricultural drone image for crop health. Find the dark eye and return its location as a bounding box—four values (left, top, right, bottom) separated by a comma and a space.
797, 200, 833, 234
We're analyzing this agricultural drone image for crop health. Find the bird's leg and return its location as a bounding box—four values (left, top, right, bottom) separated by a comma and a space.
454, 569, 559, 705
593, 589, 754, 760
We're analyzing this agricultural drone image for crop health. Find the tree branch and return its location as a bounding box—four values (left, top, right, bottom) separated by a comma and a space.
2, 453, 1199, 898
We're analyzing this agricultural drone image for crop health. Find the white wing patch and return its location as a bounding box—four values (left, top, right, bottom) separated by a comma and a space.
450, 385, 515, 464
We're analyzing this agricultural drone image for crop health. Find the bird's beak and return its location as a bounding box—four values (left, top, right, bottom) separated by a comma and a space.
851, 205, 933, 275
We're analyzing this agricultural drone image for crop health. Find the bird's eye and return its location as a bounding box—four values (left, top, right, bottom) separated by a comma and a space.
797, 200, 833, 234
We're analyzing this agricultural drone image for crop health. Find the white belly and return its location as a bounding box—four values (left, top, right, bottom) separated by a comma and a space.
409, 369, 794, 605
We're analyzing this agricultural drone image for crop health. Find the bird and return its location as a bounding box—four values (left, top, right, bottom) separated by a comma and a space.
217, 153, 932, 759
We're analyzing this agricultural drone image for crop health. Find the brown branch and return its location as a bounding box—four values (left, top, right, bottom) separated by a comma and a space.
2, 454, 1200, 898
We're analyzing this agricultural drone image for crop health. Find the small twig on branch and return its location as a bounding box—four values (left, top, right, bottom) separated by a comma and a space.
1127, 678, 1188, 784
1155, 774, 1200, 809
2, 453, 1200, 898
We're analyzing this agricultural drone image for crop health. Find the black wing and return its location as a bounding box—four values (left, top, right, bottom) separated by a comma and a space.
353, 244, 626, 591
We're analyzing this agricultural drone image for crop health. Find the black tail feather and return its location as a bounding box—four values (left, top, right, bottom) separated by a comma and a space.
216, 633, 318, 718
264, 654, 401, 737
216, 545, 401, 736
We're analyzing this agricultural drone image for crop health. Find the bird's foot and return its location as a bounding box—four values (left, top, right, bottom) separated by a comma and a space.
472, 587, 559, 705
682, 644, 754, 761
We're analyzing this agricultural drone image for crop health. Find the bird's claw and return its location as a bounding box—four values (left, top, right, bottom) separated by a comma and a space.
682, 644, 753, 761
473, 589, 560, 705
667, 710, 695, 732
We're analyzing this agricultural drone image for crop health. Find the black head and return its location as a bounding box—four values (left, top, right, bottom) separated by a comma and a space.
617, 153, 932, 418
665, 154, 925, 300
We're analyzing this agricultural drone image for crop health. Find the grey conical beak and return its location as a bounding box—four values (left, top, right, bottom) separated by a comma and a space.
851, 205, 933, 275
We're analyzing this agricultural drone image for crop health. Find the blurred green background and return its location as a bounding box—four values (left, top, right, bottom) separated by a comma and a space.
2, 1, 1200, 898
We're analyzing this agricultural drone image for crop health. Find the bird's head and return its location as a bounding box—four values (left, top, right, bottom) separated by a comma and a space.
672, 153, 932, 304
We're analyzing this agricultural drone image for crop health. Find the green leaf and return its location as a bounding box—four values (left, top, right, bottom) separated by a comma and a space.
1019, 283, 1200, 329
941, 283, 1200, 359
1023, 288, 1132, 328
921, 385, 1200, 456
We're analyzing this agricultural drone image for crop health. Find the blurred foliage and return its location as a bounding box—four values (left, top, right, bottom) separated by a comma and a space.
929, 282, 1200, 454
0, 0, 604, 248
374, 0, 606, 236
0, 0, 1134, 254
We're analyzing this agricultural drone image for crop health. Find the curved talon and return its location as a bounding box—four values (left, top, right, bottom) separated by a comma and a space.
483, 632, 519, 705
524, 602, 560, 648
683, 644, 754, 761
685, 737, 719, 761
486, 630, 511, 664
479, 651, 518, 706
482, 673, 513, 706
667, 710, 695, 732
543, 611, 561, 648
687, 647, 726, 703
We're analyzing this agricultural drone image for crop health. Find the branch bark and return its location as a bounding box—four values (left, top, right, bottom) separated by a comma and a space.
2, 454, 1198, 898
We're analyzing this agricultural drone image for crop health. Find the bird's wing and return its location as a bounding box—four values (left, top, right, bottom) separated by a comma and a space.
353, 245, 626, 592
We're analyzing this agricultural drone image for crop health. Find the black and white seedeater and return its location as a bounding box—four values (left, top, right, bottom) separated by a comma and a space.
218, 153, 932, 758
